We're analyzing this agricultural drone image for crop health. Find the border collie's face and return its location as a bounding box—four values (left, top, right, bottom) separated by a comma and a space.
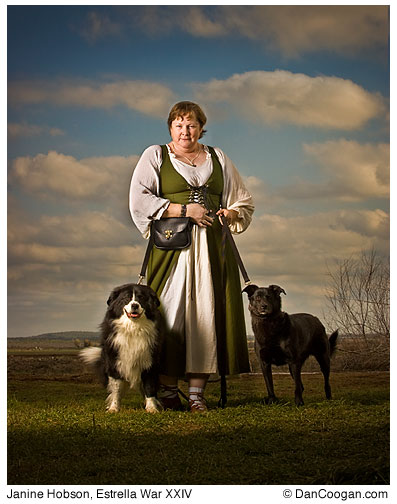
123, 297, 144, 320
106, 284, 160, 322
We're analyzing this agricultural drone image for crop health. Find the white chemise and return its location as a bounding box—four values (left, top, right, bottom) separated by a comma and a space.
129, 144, 254, 374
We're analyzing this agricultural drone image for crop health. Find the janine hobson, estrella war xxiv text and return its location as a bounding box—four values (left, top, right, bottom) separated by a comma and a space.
7, 488, 194, 500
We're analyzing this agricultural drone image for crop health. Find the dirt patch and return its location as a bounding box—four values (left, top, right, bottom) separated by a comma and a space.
7, 353, 97, 383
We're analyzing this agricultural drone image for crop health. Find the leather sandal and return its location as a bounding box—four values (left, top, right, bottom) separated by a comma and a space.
189, 393, 208, 413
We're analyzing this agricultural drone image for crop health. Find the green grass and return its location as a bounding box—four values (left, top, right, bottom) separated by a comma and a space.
7, 373, 389, 485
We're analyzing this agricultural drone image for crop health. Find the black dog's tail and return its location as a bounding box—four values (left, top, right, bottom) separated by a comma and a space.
329, 330, 338, 356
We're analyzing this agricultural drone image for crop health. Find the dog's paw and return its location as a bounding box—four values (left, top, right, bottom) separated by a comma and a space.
106, 405, 120, 413
145, 397, 163, 413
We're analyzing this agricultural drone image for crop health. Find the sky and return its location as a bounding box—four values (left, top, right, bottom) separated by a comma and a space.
6, 4, 390, 338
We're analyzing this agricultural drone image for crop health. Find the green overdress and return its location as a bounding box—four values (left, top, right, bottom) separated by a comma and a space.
147, 146, 250, 377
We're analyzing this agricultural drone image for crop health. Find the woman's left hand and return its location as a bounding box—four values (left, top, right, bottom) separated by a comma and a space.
216, 208, 239, 226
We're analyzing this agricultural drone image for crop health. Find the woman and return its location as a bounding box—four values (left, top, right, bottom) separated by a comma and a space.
129, 101, 254, 412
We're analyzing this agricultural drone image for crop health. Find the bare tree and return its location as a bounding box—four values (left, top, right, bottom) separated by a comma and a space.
324, 249, 389, 362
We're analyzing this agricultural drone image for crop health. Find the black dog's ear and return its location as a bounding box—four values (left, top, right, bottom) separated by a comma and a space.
269, 285, 287, 296
242, 284, 259, 297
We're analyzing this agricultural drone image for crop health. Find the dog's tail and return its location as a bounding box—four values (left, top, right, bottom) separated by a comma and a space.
79, 346, 107, 386
328, 330, 338, 356
79, 346, 102, 366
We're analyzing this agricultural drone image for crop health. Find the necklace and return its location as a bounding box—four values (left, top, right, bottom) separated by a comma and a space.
171, 142, 202, 167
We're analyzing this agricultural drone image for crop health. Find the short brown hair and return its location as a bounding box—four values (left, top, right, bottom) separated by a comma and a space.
167, 101, 207, 138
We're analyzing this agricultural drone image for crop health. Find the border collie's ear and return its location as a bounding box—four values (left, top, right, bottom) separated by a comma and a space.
107, 285, 124, 306
242, 284, 259, 297
269, 285, 286, 296
150, 291, 160, 308
107, 289, 119, 306
143, 285, 160, 308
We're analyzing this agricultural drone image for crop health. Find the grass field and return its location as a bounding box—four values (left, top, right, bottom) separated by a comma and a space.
8, 355, 389, 485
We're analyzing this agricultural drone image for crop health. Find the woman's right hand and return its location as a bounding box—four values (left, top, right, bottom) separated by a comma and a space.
186, 203, 214, 228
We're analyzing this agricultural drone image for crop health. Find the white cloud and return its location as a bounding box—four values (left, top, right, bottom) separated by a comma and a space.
174, 6, 226, 37
332, 209, 389, 239
79, 11, 123, 43
232, 207, 389, 321
276, 140, 389, 202
235, 209, 389, 289
217, 5, 388, 58
117, 6, 226, 39
7, 197, 389, 336
194, 70, 385, 130
8, 79, 175, 118
8, 211, 134, 249
7, 203, 147, 337
123, 5, 388, 57
48, 127, 65, 137
9, 151, 139, 201
8, 122, 65, 138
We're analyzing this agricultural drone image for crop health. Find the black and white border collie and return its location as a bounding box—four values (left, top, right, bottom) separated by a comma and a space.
80, 283, 164, 413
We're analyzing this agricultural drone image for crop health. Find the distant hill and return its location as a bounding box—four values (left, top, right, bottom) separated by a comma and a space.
8, 331, 100, 342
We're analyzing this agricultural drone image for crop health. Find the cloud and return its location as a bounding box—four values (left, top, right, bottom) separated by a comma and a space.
97, 6, 388, 58
181, 6, 226, 37
7, 202, 147, 336
8, 122, 65, 138
8, 79, 175, 118
7, 184, 389, 337
332, 209, 389, 239
217, 5, 388, 58
139, 6, 227, 38
8, 207, 145, 281
8, 210, 135, 250
276, 140, 389, 202
48, 127, 64, 137
9, 151, 139, 201
235, 209, 389, 288
8, 201, 389, 336
107, 6, 226, 39
232, 207, 389, 319
79, 11, 123, 43
194, 70, 385, 130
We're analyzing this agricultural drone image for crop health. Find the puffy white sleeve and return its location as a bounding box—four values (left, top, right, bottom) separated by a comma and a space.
129, 145, 170, 238
215, 147, 254, 234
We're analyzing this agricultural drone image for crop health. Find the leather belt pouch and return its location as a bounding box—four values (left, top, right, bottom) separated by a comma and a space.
152, 217, 193, 250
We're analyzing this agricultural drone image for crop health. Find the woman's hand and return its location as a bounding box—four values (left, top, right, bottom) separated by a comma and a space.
186, 203, 214, 227
163, 203, 213, 227
216, 208, 239, 226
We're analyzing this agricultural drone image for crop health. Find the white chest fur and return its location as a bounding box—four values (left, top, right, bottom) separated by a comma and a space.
111, 314, 158, 387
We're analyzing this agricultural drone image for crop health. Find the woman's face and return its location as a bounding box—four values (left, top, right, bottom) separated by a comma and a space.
170, 114, 203, 151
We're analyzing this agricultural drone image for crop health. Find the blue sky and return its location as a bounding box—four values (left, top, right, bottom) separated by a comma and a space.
7, 4, 389, 337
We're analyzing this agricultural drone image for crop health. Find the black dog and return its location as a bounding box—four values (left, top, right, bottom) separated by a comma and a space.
80, 283, 164, 413
243, 284, 338, 406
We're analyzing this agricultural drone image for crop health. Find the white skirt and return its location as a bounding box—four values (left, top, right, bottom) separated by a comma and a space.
159, 225, 218, 374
